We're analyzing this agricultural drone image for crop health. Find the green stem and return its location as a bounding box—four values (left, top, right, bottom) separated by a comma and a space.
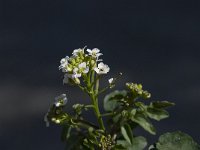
90, 76, 105, 130
77, 84, 85, 92
78, 71, 105, 131
100, 112, 114, 117
91, 94, 105, 130
75, 119, 99, 129
91, 70, 95, 86
95, 77, 99, 95
98, 87, 109, 95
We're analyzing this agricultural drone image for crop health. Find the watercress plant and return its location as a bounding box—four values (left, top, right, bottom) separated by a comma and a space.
44, 47, 200, 150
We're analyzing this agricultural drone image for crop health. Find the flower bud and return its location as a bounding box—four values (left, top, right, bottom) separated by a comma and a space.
90, 60, 96, 67
142, 91, 151, 99
80, 55, 84, 60
70, 58, 76, 65
75, 57, 81, 63
74, 78, 80, 84
66, 65, 72, 72
55, 119, 60, 124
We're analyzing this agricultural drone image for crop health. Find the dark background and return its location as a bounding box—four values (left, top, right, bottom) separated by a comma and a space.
1, 0, 200, 149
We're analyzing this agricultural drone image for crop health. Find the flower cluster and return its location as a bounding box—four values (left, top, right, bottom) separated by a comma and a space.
99, 135, 116, 150
126, 82, 151, 99
44, 94, 68, 127
59, 47, 109, 84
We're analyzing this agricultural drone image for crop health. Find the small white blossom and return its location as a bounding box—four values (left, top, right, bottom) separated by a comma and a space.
59, 56, 69, 72
94, 62, 110, 74
108, 78, 114, 84
87, 48, 103, 59
78, 62, 89, 74
72, 68, 81, 79
72, 48, 84, 56
54, 94, 67, 107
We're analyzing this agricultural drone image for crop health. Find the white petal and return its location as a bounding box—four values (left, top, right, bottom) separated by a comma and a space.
86, 49, 92, 53
83, 67, 89, 74
96, 53, 103, 57
72, 73, 81, 78
108, 78, 114, 84
92, 48, 100, 53
104, 65, 110, 73
94, 67, 100, 73
60, 58, 66, 63
72, 49, 83, 56
98, 62, 104, 68
73, 68, 79, 73
97, 59, 103, 62
79, 62, 86, 69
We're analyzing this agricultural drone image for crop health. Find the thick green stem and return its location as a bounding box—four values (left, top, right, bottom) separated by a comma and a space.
90, 77, 105, 130
91, 94, 105, 130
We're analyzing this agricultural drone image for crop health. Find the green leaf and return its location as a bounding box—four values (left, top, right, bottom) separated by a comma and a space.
131, 113, 156, 135
117, 136, 147, 150
150, 101, 175, 109
155, 131, 200, 150
121, 124, 133, 144
130, 109, 137, 116
146, 107, 169, 121
132, 136, 147, 150
104, 90, 127, 111
117, 140, 131, 149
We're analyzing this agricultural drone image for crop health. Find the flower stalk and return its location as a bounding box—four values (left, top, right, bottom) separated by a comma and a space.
89, 74, 105, 130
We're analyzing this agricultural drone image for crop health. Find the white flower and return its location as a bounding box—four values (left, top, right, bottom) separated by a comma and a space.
78, 62, 89, 74
94, 62, 110, 74
87, 48, 103, 59
54, 94, 68, 107
72, 68, 81, 79
72, 48, 84, 56
59, 56, 69, 72
108, 78, 114, 84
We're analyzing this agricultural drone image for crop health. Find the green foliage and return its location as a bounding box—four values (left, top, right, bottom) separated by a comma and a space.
150, 101, 175, 109
149, 131, 200, 150
116, 124, 147, 150
103, 90, 127, 112
103, 89, 174, 135
131, 113, 156, 135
